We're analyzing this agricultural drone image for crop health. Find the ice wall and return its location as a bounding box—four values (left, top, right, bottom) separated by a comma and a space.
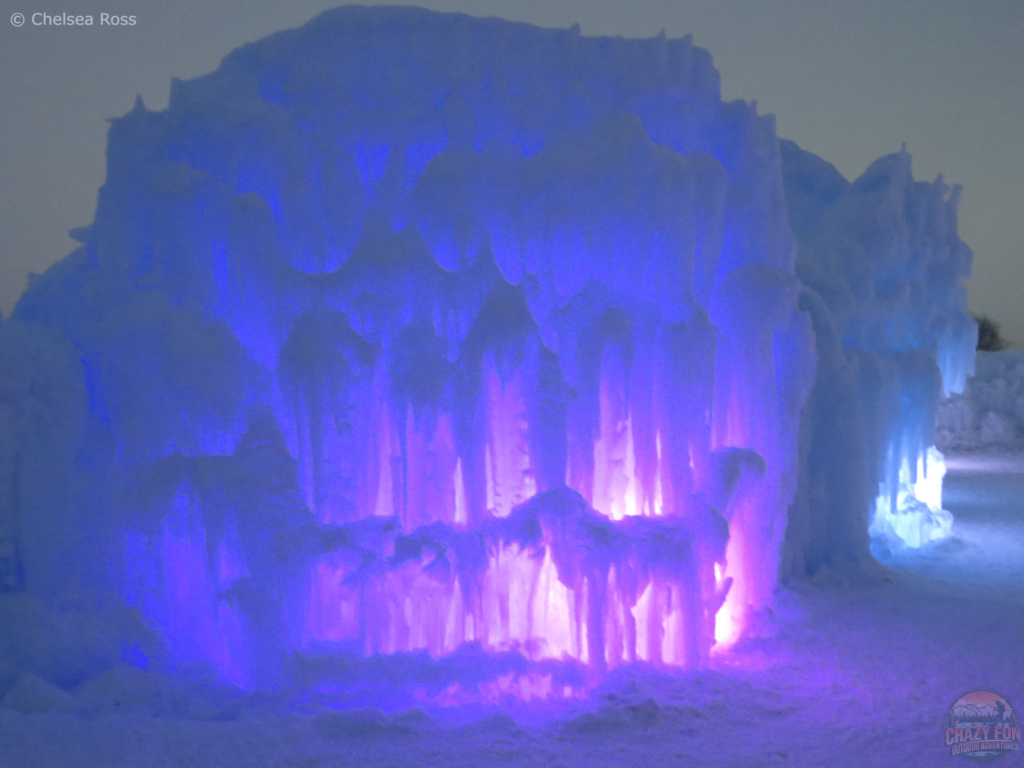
938, 350, 1024, 452
5, 7, 820, 688
780, 140, 976, 562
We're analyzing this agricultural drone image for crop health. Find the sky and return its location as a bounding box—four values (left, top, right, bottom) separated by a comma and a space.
1, 0, 1022, 341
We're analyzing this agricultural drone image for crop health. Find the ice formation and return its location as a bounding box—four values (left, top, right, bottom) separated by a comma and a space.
938, 350, 1024, 451
0, 7, 975, 693
779, 140, 976, 557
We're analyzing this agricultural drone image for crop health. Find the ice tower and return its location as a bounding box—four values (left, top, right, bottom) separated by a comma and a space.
780, 140, 976, 563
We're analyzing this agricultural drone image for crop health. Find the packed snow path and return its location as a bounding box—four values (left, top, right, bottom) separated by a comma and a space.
0, 452, 1020, 767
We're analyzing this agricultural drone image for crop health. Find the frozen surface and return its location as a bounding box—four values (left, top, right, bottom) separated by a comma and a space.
1, 453, 1021, 767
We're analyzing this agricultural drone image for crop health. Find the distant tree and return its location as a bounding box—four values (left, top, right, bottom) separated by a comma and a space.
975, 314, 1010, 352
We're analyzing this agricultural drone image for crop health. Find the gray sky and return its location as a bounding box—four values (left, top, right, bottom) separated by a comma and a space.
2, 1, 1022, 340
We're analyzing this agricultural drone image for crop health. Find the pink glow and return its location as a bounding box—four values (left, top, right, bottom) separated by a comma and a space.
130, 298, 810, 689
433, 673, 582, 706
483, 356, 537, 519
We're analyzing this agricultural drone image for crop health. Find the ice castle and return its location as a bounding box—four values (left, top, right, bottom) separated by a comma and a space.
0, 7, 975, 691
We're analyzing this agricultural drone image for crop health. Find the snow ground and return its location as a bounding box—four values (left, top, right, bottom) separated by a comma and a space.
2, 453, 1022, 768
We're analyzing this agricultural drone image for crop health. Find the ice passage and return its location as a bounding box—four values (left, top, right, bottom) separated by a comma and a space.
0, 7, 975, 693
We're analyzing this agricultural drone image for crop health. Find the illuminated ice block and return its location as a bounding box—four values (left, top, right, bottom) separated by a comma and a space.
6, 8, 833, 687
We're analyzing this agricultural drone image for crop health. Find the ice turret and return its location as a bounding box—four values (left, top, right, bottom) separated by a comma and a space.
781, 140, 975, 560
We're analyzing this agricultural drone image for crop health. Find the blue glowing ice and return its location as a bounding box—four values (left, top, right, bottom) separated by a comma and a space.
0, 8, 974, 694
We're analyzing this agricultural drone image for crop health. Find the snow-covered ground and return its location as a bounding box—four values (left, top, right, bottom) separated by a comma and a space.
2, 452, 1020, 767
